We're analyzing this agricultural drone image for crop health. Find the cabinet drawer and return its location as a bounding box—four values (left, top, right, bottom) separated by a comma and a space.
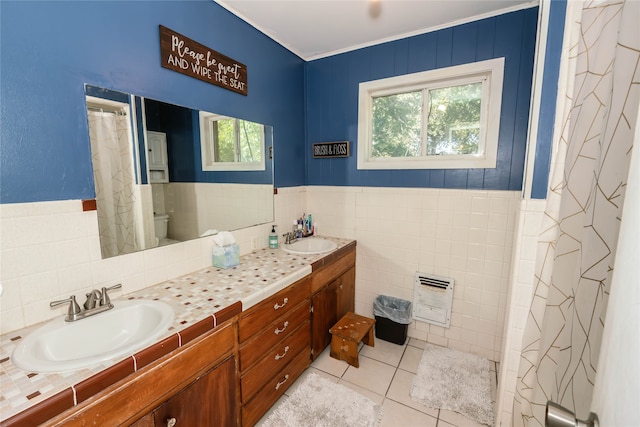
239, 300, 309, 371
241, 348, 309, 427
310, 249, 355, 294
240, 321, 310, 402
239, 277, 310, 342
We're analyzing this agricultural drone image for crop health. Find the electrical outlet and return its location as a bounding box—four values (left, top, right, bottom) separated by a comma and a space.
251, 236, 258, 250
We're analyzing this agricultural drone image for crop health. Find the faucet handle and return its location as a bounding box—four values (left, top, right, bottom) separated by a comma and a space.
83, 290, 102, 310
100, 283, 122, 307
50, 296, 82, 319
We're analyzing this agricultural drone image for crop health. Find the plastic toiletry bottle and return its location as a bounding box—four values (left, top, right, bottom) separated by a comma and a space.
269, 225, 278, 249
306, 214, 313, 235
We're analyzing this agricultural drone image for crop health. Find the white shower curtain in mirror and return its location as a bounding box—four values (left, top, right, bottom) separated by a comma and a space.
513, 0, 639, 425
88, 110, 138, 258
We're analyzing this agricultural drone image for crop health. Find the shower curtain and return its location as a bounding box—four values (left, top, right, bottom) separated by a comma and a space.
88, 110, 138, 258
513, 0, 639, 425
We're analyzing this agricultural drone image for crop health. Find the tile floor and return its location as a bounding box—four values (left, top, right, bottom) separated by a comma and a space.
258, 337, 498, 427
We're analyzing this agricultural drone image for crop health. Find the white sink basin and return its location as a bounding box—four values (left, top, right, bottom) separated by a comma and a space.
11, 299, 174, 373
282, 237, 338, 255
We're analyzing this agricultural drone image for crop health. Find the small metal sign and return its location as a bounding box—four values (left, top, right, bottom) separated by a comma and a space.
159, 25, 247, 95
312, 141, 350, 158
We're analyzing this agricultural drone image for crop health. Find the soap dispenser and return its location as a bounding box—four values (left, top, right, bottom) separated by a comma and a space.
269, 225, 278, 249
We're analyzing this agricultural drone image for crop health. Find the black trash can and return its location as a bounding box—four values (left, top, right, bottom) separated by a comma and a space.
373, 295, 412, 345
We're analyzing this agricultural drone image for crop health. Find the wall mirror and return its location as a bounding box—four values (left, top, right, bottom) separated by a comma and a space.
84, 85, 274, 259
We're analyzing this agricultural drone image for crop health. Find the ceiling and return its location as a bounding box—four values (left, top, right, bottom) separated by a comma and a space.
214, 0, 539, 61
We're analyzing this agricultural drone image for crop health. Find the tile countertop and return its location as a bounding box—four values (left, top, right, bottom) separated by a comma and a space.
0, 237, 355, 424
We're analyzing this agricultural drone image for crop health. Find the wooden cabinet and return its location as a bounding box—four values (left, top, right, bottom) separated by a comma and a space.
310, 246, 356, 360
41, 242, 357, 427
311, 279, 338, 359
152, 356, 236, 427
49, 323, 237, 427
238, 277, 311, 426
337, 266, 356, 319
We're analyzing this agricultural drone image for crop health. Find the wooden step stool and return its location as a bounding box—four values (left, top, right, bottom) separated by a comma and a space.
329, 312, 375, 368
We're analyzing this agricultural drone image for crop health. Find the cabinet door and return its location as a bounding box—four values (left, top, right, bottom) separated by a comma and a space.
129, 413, 154, 427
153, 356, 236, 427
147, 131, 168, 169
336, 266, 356, 320
310, 280, 338, 359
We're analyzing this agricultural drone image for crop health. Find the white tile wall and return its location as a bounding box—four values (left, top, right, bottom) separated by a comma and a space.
0, 185, 537, 427
495, 198, 545, 426
0, 186, 522, 368
0, 199, 273, 335
305, 186, 520, 362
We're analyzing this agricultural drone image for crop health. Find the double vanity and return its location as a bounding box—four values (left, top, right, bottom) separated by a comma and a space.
0, 237, 356, 427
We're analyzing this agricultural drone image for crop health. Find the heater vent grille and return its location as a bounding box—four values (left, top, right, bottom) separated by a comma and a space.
413, 272, 454, 328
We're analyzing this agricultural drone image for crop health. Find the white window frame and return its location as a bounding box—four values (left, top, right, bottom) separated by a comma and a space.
357, 58, 504, 170
200, 111, 266, 172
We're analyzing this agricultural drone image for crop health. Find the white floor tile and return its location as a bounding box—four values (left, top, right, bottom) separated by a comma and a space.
379, 398, 438, 427
359, 336, 406, 366
408, 337, 427, 350
341, 354, 396, 396
386, 368, 439, 418
439, 409, 489, 427
311, 346, 349, 377
398, 344, 423, 373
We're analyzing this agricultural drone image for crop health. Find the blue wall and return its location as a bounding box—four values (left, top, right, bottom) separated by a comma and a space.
0, 0, 305, 203
304, 8, 538, 191
531, 0, 567, 199
1, 2, 562, 204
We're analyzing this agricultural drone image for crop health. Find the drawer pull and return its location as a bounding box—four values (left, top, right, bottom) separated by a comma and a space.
274, 321, 289, 335
275, 374, 290, 390
273, 297, 289, 310
275, 345, 290, 360
166, 418, 177, 427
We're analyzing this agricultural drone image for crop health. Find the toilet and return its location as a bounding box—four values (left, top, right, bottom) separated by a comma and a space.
154, 213, 170, 242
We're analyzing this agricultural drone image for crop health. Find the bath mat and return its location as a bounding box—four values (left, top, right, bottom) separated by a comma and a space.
261, 372, 383, 427
410, 344, 494, 426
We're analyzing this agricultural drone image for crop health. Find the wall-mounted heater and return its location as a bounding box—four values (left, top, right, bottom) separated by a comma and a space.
413, 272, 454, 328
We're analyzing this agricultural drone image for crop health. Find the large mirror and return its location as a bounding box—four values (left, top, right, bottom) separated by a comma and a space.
84, 85, 274, 259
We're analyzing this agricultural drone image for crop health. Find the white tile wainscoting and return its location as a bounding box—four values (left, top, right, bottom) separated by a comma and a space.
1, 185, 526, 426
1, 186, 519, 361
0, 199, 271, 334
496, 198, 546, 426
302, 186, 520, 362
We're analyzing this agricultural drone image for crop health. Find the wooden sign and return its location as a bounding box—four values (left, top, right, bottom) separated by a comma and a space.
159, 25, 248, 96
312, 141, 350, 158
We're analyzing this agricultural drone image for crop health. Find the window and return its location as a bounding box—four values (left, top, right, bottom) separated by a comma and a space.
200, 111, 265, 171
357, 58, 504, 170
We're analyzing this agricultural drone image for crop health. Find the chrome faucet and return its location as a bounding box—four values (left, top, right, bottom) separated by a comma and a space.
50, 284, 122, 322
283, 231, 297, 244
50, 296, 82, 320
84, 289, 102, 310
